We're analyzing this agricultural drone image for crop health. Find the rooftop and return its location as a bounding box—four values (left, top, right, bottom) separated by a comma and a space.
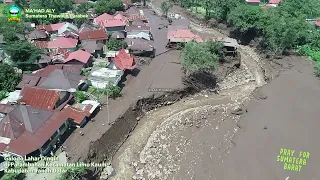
4, 110, 68, 156
79, 29, 108, 41
19, 87, 61, 110
167, 29, 203, 43
65, 50, 92, 64
47, 37, 78, 49
113, 48, 136, 70
38, 69, 85, 91
36, 22, 66, 32
16, 74, 42, 89
34, 64, 83, 77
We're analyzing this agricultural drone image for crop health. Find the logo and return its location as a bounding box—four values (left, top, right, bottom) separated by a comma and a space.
8, 6, 21, 22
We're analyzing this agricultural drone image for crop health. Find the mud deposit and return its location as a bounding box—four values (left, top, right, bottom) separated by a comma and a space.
85, 88, 198, 164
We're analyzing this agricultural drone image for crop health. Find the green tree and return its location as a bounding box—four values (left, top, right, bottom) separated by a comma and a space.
94, 0, 123, 15
107, 37, 128, 51
4, 41, 41, 64
182, 42, 219, 74
105, 83, 121, 99
30, 0, 74, 13
75, 91, 89, 103
0, 63, 22, 92
161, 1, 172, 17
73, 2, 94, 26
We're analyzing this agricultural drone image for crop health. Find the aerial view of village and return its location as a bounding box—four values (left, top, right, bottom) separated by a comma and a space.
0, 0, 319, 179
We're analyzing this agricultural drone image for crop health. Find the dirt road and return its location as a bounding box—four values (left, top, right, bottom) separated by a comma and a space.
110, 2, 320, 180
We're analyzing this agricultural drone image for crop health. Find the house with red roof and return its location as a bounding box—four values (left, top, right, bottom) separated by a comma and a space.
79, 29, 108, 43
49, 48, 92, 67
111, 48, 136, 71
36, 22, 67, 34
246, 0, 260, 5
33, 64, 83, 77
18, 86, 72, 111
315, 21, 320, 28
64, 49, 92, 67
0, 105, 71, 157
47, 37, 78, 51
93, 13, 126, 33
61, 105, 90, 127
167, 29, 203, 47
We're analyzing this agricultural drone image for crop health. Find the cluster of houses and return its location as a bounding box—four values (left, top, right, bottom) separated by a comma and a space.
0, 1, 158, 159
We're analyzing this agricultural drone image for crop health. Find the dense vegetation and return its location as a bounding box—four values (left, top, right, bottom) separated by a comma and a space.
175, 0, 320, 76
0, 64, 22, 93
182, 41, 223, 74
107, 37, 128, 51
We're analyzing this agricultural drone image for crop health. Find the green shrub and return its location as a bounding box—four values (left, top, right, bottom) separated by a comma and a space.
75, 91, 88, 103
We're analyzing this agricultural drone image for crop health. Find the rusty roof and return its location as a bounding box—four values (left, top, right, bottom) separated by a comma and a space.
79, 29, 108, 41
19, 87, 60, 110
62, 106, 87, 125
5, 110, 68, 156
16, 74, 42, 89
34, 64, 83, 77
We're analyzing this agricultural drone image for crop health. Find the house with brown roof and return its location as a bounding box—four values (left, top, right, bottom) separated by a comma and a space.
26, 30, 48, 41
111, 31, 125, 40
16, 74, 42, 90
0, 105, 70, 157
18, 86, 72, 111
61, 105, 90, 127
80, 40, 104, 58
33, 64, 83, 77
79, 29, 108, 44
124, 38, 155, 57
37, 69, 86, 91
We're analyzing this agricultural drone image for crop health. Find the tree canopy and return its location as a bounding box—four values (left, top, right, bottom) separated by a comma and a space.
182, 41, 220, 74
0, 63, 22, 92
107, 37, 128, 51
161, 1, 172, 17
94, 0, 123, 15
4, 41, 41, 64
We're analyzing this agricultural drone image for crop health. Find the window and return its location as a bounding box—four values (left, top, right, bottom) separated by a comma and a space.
59, 123, 66, 132
51, 131, 58, 140
42, 140, 51, 149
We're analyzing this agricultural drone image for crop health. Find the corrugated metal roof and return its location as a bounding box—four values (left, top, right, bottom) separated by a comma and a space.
19, 87, 61, 110
38, 69, 84, 90
0, 104, 15, 114
16, 74, 41, 89
113, 49, 136, 70
34, 64, 83, 77
61, 106, 87, 125
79, 29, 108, 41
